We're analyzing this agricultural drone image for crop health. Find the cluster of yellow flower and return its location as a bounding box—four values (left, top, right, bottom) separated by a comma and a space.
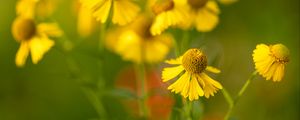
12, 0, 290, 104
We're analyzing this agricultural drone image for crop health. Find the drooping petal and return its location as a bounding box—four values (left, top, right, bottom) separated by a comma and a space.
168, 72, 189, 94
162, 65, 184, 82
29, 36, 54, 64
273, 64, 285, 82
77, 5, 95, 37
188, 75, 204, 100
15, 41, 30, 67
181, 73, 191, 98
91, 0, 112, 23
151, 8, 185, 35
199, 73, 222, 98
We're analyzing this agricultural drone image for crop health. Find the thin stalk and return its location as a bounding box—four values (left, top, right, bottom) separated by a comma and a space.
184, 100, 193, 120
224, 71, 258, 120
181, 31, 190, 54
135, 63, 148, 118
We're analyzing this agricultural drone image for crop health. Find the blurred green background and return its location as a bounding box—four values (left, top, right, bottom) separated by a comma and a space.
0, 0, 299, 120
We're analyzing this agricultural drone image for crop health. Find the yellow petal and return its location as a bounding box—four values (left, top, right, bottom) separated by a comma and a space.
206, 66, 221, 73
165, 56, 182, 65
15, 41, 30, 67
29, 36, 54, 64
144, 38, 169, 63
115, 30, 142, 63
253, 44, 270, 63
264, 63, 278, 81
168, 72, 189, 93
112, 0, 140, 25
206, 1, 220, 14
16, 0, 36, 18
91, 0, 112, 23
37, 23, 63, 37
162, 65, 184, 82
199, 73, 222, 98
181, 73, 191, 98
193, 76, 204, 97
188, 75, 204, 101
77, 5, 95, 37
195, 8, 219, 32
151, 8, 184, 35
273, 64, 285, 82
201, 73, 222, 89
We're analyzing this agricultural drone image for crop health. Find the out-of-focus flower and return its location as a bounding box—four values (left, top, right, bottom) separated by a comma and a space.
150, 0, 189, 35
115, 67, 174, 120
105, 15, 173, 64
80, 0, 140, 25
162, 48, 222, 100
11, 17, 63, 67
181, 0, 220, 32
252, 44, 290, 82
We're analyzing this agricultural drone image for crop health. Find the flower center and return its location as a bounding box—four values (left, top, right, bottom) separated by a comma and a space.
152, 0, 174, 15
270, 44, 289, 63
182, 48, 207, 73
12, 18, 36, 42
187, 0, 208, 9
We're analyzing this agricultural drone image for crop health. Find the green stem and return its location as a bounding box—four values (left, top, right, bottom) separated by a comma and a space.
82, 88, 107, 119
184, 100, 193, 120
224, 71, 257, 120
135, 63, 148, 118
181, 31, 190, 54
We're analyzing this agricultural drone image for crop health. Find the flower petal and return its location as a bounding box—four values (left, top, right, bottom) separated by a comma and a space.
206, 66, 221, 73
15, 41, 30, 67
29, 36, 54, 64
165, 56, 182, 65
113, 0, 140, 25
162, 65, 184, 82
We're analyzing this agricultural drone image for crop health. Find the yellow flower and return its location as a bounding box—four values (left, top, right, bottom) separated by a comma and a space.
105, 15, 173, 63
252, 44, 290, 82
162, 49, 222, 100
150, 0, 189, 35
183, 0, 220, 32
80, 0, 140, 25
12, 17, 63, 67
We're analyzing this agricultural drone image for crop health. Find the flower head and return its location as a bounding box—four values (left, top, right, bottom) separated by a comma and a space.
80, 0, 140, 25
253, 44, 290, 82
162, 48, 222, 100
105, 15, 173, 63
12, 17, 63, 67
